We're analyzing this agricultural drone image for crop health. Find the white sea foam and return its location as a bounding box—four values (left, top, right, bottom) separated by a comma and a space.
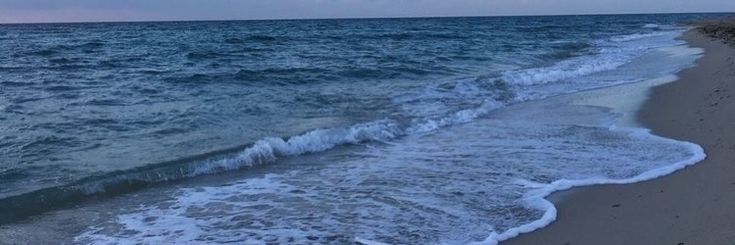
610, 31, 673, 42
502, 30, 682, 86
355, 237, 392, 245
186, 101, 507, 178
74, 26, 706, 245
501, 54, 630, 85
406, 99, 503, 134
76, 110, 706, 244
484, 128, 705, 245
189, 119, 403, 176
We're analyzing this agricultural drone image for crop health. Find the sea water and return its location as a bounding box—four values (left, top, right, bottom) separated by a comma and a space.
0, 14, 724, 244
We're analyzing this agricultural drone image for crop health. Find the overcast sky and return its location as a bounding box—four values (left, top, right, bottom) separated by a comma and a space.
1, 0, 734, 23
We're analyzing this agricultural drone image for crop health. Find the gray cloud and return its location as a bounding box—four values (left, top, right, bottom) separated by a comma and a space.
0, 0, 733, 23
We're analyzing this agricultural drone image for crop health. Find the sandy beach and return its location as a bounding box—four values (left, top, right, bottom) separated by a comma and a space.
504, 22, 735, 245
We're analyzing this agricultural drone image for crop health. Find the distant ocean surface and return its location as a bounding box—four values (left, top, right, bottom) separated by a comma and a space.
0, 13, 725, 244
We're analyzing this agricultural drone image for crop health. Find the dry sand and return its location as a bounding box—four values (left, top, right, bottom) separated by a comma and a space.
503, 30, 735, 245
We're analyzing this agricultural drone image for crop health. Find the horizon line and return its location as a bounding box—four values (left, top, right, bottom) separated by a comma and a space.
1, 11, 733, 25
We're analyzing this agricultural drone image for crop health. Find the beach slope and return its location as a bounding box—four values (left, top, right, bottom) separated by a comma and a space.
504, 25, 735, 245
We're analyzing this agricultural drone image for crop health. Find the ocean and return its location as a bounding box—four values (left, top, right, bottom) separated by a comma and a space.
0, 13, 726, 244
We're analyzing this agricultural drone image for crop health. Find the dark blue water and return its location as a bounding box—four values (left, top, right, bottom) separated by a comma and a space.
0, 13, 727, 244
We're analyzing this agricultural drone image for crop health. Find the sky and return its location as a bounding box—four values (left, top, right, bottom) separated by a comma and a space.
0, 0, 734, 23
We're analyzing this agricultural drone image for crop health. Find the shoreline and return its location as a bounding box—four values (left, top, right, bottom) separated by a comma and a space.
503, 28, 735, 244
0, 15, 730, 244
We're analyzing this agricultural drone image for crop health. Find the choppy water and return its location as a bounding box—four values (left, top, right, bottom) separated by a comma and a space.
0, 13, 724, 244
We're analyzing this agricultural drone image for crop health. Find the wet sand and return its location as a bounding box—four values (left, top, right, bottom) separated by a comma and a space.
503, 28, 735, 244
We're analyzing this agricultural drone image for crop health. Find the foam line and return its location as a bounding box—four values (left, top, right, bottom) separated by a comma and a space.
482, 128, 706, 245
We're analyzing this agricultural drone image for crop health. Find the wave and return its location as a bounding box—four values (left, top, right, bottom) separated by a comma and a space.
164, 66, 449, 85
248, 34, 279, 42
163, 67, 331, 85
27, 41, 106, 58
185, 51, 246, 60
189, 119, 402, 176
501, 55, 627, 85
74, 116, 707, 245
222, 35, 279, 44
542, 41, 592, 60
0, 101, 503, 225
610, 32, 669, 42
0, 24, 698, 232
501, 30, 682, 85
